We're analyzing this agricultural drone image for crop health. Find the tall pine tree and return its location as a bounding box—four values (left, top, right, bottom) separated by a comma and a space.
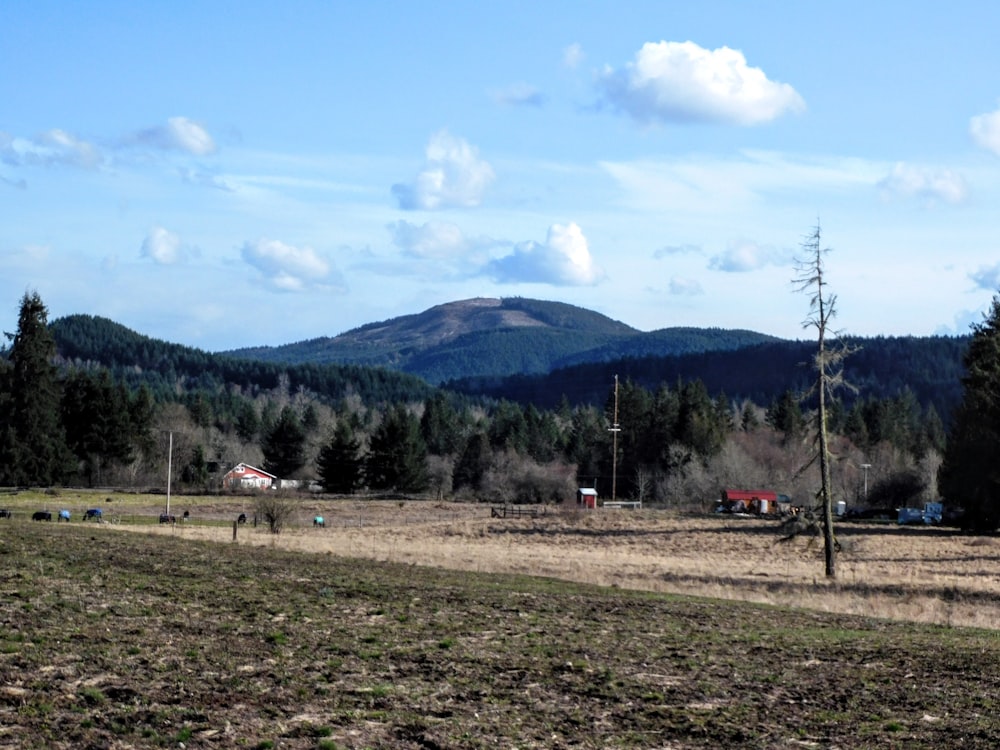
317, 421, 364, 494
366, 405, 428, 492
939, 295, 1000, 530
0, 292, 71, 486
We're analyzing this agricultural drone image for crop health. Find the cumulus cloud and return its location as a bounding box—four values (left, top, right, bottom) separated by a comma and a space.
598, 40, 805, 126
487, 222, 605, 286
491, 82, 546, 107
970, 106, 1000, 156
391, 130, 495, 210
129, 116, 217, 155
141, 226, 188, 265
878, 162, 968, 205
388, 220, 471, 259
1, 128, 103, 168
970, 263, 1000, 291
240, 237, 342, 292
708, 239, 784, 272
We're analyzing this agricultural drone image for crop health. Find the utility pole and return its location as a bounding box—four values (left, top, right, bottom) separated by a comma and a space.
608, 374, 621, 502
166, 431, 173, 517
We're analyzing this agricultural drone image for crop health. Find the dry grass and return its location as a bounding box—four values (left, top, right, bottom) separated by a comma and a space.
84, 496, 1000, 630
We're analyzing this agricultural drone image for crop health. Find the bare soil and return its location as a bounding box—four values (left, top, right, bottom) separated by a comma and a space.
2, 496, 1000, 748
128, 498, 1000, 629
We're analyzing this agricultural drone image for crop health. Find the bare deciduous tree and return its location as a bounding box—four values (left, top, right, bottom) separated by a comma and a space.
793, 222, 856, 578
254, 493, 296, 534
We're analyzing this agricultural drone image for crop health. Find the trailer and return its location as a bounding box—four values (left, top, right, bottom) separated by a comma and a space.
716, 489, 794, 517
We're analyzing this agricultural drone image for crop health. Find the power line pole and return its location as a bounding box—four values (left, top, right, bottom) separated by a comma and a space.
608, 374, 621, 502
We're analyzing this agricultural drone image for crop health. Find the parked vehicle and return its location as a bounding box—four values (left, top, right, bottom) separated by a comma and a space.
898, 502, 943, 526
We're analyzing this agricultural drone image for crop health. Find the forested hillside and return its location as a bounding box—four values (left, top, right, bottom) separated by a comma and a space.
220, 297, 778, 383
51, 314, 436, 407
451, 335, 969, 424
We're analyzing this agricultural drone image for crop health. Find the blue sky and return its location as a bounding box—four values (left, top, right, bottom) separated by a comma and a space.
4, 1, 1000, 351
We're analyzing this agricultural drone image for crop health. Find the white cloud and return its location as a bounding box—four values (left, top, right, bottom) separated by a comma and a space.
708, 239, 784, 272
598, 40, 805, 126
563, 43, 584, 69
668, 277, 703, 295
391, 130, 495, 210
240, 237, 342, 292
970, 106, 1000, 156
1, 129, 103, 168
487, 222, 606, 286
602, 150, 883, 215
970, 263, 1000, 291
130, 116, 217, 155
388, 220, 469, 259
654, 243, 701, 259
878, 162, 968, 205
141, 226, 186, 265
179, 167, 232, 191
491, 82, 546, 107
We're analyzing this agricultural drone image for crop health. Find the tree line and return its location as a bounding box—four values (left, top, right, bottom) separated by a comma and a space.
3, 289, 998, 533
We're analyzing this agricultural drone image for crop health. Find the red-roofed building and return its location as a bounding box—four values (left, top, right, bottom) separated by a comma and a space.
223, 462, 276, 490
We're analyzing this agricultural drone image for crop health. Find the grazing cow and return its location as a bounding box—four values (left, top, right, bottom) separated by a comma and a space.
58, 509, 71, 522
159, 513, 176, 524
236, 513, 247, 525
32, 511, 52, 522
313, 515, 325, 527
84, 508, 103, 521
0, 509, 11, 519
182, 510, 190, 521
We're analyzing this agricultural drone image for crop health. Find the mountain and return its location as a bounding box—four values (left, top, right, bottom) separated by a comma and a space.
221, 297, 780, 384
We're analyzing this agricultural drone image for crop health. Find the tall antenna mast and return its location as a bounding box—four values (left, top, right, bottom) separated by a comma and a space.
608, 374, 621, 502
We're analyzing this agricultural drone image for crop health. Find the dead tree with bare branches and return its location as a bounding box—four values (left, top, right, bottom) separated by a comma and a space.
792, 223, 856, 579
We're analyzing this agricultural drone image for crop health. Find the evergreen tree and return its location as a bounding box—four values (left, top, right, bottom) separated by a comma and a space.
453, 431, 491, 492
488, 400, 528, 453
766, 389, 805, 444
235, 401, 261, 443
0, 292, 71, 485
61, 369, 133, 485
939, 295, 1000, 530
262, 406, 307, 479
366, 405, 428, 492
182, 444, 209, 487
420, 392, 463, 456
317, 421, 364, 494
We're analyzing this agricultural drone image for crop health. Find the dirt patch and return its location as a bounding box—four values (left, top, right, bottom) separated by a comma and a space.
118, 500, 1000, 629
3, 519, 1000, 749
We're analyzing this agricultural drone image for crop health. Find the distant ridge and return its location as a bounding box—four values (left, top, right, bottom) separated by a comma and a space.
221, 296, 779, 384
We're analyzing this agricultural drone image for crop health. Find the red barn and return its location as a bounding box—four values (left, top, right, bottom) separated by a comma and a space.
223, 462, 276, 490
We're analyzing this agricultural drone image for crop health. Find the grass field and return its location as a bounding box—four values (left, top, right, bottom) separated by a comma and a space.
3, 490, 1000, 748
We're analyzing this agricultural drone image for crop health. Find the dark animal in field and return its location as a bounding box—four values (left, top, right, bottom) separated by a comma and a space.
58, 509, 70, 522
32, 511, 52, 522
237, 513, 247, 525
84, 508, 102, 521
159, 513, 176, 524
0, 509, 11, 519
313, 515, 325, 527
182, 510, 190, 521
